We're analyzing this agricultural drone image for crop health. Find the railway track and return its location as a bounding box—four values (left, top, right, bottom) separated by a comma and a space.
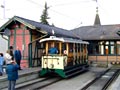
16, 77, 62, 90
80, 68, 120, 90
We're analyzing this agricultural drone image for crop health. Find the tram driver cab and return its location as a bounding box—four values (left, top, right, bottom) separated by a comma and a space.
48, 43, 58, 54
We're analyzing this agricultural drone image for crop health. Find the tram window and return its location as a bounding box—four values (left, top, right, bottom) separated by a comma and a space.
69, 43, 73, 53
78, 44, 80, 52
55, 42, 59, 52
62, 43, 66, 54
48, 42, 52, 49
81, 44, 83, 52
48, 42, 59, 54
75, 43, 78, 52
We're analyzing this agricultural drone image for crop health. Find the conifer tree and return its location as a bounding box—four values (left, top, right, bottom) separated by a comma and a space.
40, 2, 50, 25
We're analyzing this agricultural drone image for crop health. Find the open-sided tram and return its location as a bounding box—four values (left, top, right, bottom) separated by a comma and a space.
39, 36, 89, 78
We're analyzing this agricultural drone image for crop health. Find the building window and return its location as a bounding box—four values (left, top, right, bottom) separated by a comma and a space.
109, 41, 115, 54
88, 41, 98, 54
99, 41, 115, 55
117, 41, 120, 55
89, 41, 119, 55
99, 41, 104, 55
105, 41, 109, 55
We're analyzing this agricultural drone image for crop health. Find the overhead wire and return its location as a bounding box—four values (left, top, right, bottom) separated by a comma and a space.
52, 0, 91, 7
26, 0, 103, 29
25, 0, 92, 21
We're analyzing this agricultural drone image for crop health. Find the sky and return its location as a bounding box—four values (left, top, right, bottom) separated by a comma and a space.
0, 0, 120, 30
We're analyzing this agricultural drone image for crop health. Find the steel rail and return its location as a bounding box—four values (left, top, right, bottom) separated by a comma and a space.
102, 69, 120, 90
80, 68, 120, 90
80, 68, 110, 90
16, 77, 62, 90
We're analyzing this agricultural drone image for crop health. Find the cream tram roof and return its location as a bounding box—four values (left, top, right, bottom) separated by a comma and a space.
40, 36, 89, 44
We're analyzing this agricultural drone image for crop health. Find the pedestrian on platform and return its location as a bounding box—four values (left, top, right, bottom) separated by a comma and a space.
4, 50, 12, 65
0, 53, 4, 76
9, 46, 14, 61
14, 46, 22, 70
6, 60, 19, 90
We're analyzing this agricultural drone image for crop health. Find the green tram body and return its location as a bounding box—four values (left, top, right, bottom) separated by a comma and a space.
39, 36, 89, 78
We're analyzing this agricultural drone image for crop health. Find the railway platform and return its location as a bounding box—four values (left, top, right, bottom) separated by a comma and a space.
0, 67, 41, 89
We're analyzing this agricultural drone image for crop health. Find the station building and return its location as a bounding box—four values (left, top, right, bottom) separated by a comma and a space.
71, 9, 120, 65
0, 9, 120, 68
0, 16, 76, 68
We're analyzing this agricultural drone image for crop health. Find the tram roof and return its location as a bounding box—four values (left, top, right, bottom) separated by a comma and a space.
40, 36, 89, 44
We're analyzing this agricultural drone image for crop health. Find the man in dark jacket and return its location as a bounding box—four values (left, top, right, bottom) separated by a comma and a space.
9, 46, 14, 61
14, 47, 22, 70
6, 61, 19, 90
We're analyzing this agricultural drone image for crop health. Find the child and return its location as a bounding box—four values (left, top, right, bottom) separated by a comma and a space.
0, 53, 4, 76
6, 60, 19, 90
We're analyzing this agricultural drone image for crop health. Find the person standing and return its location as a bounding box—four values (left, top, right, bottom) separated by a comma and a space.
6, 60, 19, 90
0, 53, 4, 76
9, 46, 14, 61
4, 50, 12, 65
14, 47, 22, 70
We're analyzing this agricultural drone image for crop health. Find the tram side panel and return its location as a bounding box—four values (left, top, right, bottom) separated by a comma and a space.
41, 55, 68, 78
41, 56, 68, 69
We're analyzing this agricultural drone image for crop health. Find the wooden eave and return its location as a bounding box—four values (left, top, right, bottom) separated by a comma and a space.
0, 16, 36, 31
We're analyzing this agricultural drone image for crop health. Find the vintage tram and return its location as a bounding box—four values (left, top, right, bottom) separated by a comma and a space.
39, 36, 89, 78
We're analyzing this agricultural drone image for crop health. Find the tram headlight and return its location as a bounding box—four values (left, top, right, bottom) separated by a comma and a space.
49, 64, 54, 68
44, 60, 47, 64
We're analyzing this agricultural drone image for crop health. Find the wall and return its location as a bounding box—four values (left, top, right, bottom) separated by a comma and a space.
0, 35, 8, 54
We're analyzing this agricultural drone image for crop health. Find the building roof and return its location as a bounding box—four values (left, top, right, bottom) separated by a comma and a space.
94, 7, 101, 25
0, 16, 77, 38
1, 16, 120, 41
71, 24, 120, 40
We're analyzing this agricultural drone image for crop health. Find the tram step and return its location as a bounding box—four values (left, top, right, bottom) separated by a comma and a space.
64, 64, 83, 71
65, 65, 89, 75
64, 65, 89, 78
65, 69, 85, 78
65, 66, 82, 75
